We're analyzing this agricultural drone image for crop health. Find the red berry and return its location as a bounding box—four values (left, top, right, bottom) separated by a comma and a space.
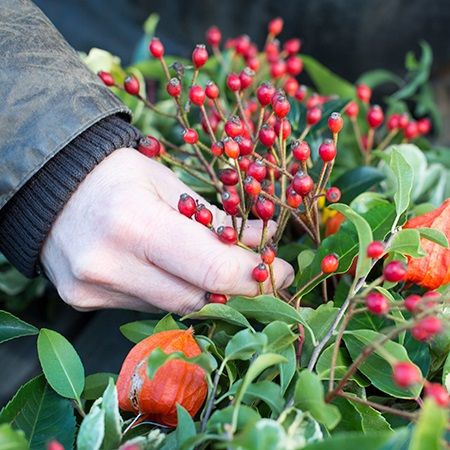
183, 128, 199, 144
166, 78, 181, 97
252, 263, 269, 282
211, 141, 224, 157
268, 17, 284, 36
219, 168, 239, 186
224, 116, 244, 137
222, 190, 240, 215
149, 37, 164, 58
404, 294, 422, 313
387, 114, 400, 131
195, 205, 213, 227
367, 241, 385, 259
295, 85, 308, 102
367, 105, 384, 129
247, 160, 267, 182
328, 112, 344, 134
422, 291, 441, 305
239, 155, 252, 172
226, 73, 241, 91
270, 60, 287, 79
292, 140, 310, 162
292, 173, 314, 196
417, 118, 431, 135
223, 137, 240, 159
239, 67, 255, 90
216, 226, 238, 244
273, 96, 290, 118
205, 81, 219, 99
306, 107, 322, 126
411, 316, 442, 341
189, 85, 206, 105
383, 261, 407, 282
256, 82, 276, 106
178, 193, 197, 217
255, 196, 275, 222
345, 101, 359, 119
404, 121, 419, 140
235, 136, 253, 156
192, 44, 208, 68
392, 362, 421, 388
398, 113, 409, 129
283, 77, 299, 97
318, 139, 337, 162
244, 176, 262, 196
261, 180, 275, 195
365, 292, 389, 315
124, 75, 140, 95
284, 38, 301, 54
138, 135, 160, 158
306, 93, 322, 109
321, 254, 339, 274
325, 187, 341, 203
247, 57, 260, 72
98, 71, 114, 86
259, 124, 277, 147
47, 441, 65, 450
425, 383, 449, 407
206, 292, 227, 304
286, 55, 303, 76
261, 245, 276, 264
206, 26, 221, 47
287, 188, 302, 208
234, 34, 251, 56
274, 119, 291, 140
356, 83, 372, 103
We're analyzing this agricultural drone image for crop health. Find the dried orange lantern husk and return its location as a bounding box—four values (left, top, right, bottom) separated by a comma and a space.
404, 199, 450, 290
116, 328, 208, 427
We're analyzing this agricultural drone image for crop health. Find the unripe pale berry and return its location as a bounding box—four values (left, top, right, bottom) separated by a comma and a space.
216, 226, 238, 244
255, 196, 275, 222
252, 263, 269, 282
224, 116, 244, 138
149, 37, 164, 58
328, 112, 344, 134
383, 261, 406, 282
367, 105, 384, 129
183, 128, 199, 144
138, 135, 161, 158
219, 168, 239, 186
325, 187, 341, 203
365, 292, 389, 315
124, 75, 140, 95
367, 241, 384, 259
192, 44, 208, 68
166, 78, 181, 97
292, 140, 310, 162
411, 316, 442, 341
226, 73, 241, 91
425, 383, 449, 407
98, 71, 114, 86
318, 139, 337, 162
206, 26, 221, 47
178, 193, 197, 217
356, 83, 372, 103
195, 205, 213, 227
206, 292, 228, 304
292, 173, 314, 196
223, 137, 240, 159
321, 254, 339, 274
392, 362, 421, 388
306, 107, 322, 126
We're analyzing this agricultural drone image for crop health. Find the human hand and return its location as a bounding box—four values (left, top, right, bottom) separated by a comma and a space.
41, 148, 294, 314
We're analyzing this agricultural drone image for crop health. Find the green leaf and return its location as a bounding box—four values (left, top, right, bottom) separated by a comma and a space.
343, 330, 423, 398
388, 229, 425, 257
344, 394, 392, 432
181, 303, 252, 329
330, 204, 373, 279
301, 431, 392, 450
207, 405, 260, 433
143, 13, 159, 35
120, 320, 158, 343
417, 227, 449, 247
154, 314, 183, 333
77, 404, 105, 450
410, 399, 447, 450
236, 418, 288, 450
225, 329, 267, 361
100, 379, 122, 450
334, 167, 385, 204
176, 404, 196, 450
0, 375, 76, 450
357, 69, 403, 89
263, 321, 298, 353
37, 329, 85, 401
294, 370, 341, 429
443, 352, 450, 390
390, 149, 414, 220
83, 373, 118, 400
0, 310, 38, 344
0, 424, 28, 450
297, 249, 316, 273
280, 344, 297, 395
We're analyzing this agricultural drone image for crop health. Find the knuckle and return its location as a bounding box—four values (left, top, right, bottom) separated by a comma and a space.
70, 251, 110, 285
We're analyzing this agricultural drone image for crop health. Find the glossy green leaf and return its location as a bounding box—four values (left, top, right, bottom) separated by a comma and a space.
0, 424, 28, 450
207, 405, 260, 433
297, 249, 316, 273
119, 320, 158, 343
224, 329, 267, 361
417, 227, 449, 247
357, 69, 403, 88
83, 373, 117, 401
294, 371, 341, 429
236, 418, 287, 450
0, 310, 38, 344
176, 405, 196, 450
77, 404, 105, 450
301, 431, 392, 450
345, 394, 392, 432
37, 329, 85, 401
390, 149, 414, 220
182, 303, 252, 329
101, 379, 122, 450
388, 229, 425, 257
280, 344, 297, 395
263, 321, 298, 353
154, 314, 183, 333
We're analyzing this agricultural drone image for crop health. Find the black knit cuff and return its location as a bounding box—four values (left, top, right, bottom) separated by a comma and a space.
0, 115, 141, 277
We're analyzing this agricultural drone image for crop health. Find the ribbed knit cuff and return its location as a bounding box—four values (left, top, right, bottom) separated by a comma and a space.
0, 115, 141, 277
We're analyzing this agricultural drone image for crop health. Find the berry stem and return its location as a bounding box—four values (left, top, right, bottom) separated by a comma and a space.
159, 57, 171, 81
289, 271, 324, 307
351, 117, 365, 155
378, 129, 398, 151
234, 91, 254, 138
255, 107, 266, 139
200, 105, 217, 143
268, 263, 278, 297
160, 154, 214, 186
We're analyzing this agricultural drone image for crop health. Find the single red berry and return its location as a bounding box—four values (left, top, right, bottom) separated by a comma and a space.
295, 85, 308, 102
306, 93, 322, 109
238, 155, 252, 172
206, 26, 222, 47
206, 292, 228, 304
286, 55, 303, 76
273, 96, 290, 118
166, 77, 182, 97
292, 173, 314, 196
392, 362, 421, 388
189, 85, 206, 106
219, 168, 239, 186
216, 226, 238, 244
404, 121, 419, 140
221, 190, 241, 215
124, 75, 140, 95
247, 160, 267, 182
97, 71, 114, 86
367, 105, 384, 129
328, 112, 344, 134
365, 292, 389, 315
288, 162, 300, 176
325, 187, 341, 203
194, 205, 213, 227
425, 383, 449, 407
422, 291, 441, 306
149, 37, 164, 58
205, 81, 219, 100
224, 116, 244, 138
261, 180, 275, 195
235, 136, 253, 156
306, 107, 322, 126
356, 83, 372, 103
192, 44, 208, 68
261, 245, 276, 264
265, 41, 279, 62
255, 196, 275, 222
211, 141, 224, 157
252, 263, 269, 282
256, 82, 276, 106
183, 128, 199, 144
292, 140, 310, 162
383, 261, 407, 282
138, 135, 160, 158
270, 60, 287, 79
247, 56, 260, 72
321, 254, 339, 274
223, 137, 240, 159
178, 193, 197, 217
47, 441, 65, 450
226, 73, 241, 91
345, 101, 359, 119
404, 295, 422, 313
411, 316, 442, 341
259, 124, 277, 147
287, 188, 302, 208
367, 241, 385, 259
274, 119, 291, 140
319, 139, 337, 162
398, 113, 409, 129
284, 38, 301, 54
234, 34, 251, 55
268, 17, 284, 36
387, 114, 400, 131
283, 77, 299, 97
244, 176, 262, 196
239, 67, 255, 90
417, 118, 431, 135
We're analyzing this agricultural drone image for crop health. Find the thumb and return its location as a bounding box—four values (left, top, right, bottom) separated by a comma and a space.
239, 220, 277, 247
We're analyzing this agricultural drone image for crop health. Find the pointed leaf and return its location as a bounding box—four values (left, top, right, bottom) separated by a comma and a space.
181, 303, 252, 329
77, 405, 105, 450
388, 229, 425, 257
120, 320, 158, 343
101, 379, 122, 450
225, 329, 267, 361
417, 227, 449, 247
176, 405, 196, 450
390, 149, 414, 219
0, 311, 38, 344
83, 373, 117, 400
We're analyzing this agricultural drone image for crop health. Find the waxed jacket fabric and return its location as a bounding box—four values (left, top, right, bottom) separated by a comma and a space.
0, 0, 130, 210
